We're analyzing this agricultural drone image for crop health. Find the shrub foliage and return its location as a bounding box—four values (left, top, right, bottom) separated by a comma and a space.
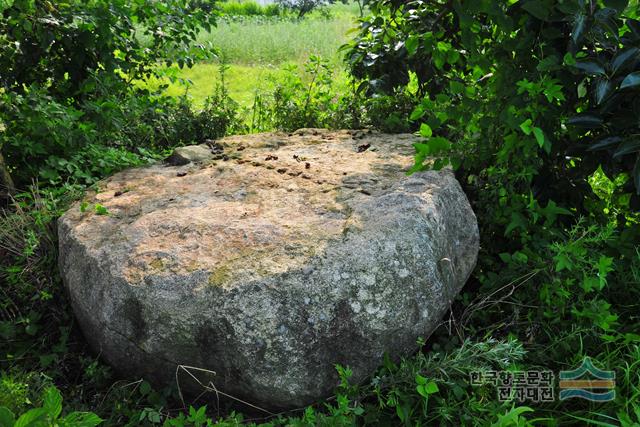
0, 0, 228, 189
344, 0, 640, 424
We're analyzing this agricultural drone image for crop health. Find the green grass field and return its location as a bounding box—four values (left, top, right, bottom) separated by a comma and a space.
155, 3, 360, 109
160, 61, 350, 109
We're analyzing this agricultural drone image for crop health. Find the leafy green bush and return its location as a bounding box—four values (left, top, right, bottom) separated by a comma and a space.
362, 91, 415, 133
0, 0, 220, 189
246, 54, 409, 132
0, 1, 243, 422
249, 55, 340, 131
275, 0, 348, 18
0, 86, 243, 187
348, 0, 640, 212
342, 0, 640, 424
0, 386, 102, 427
0, 373, 32, 415
0, 0, 215, 97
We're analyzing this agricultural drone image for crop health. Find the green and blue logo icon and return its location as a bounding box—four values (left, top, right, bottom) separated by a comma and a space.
559, 357, 615, 402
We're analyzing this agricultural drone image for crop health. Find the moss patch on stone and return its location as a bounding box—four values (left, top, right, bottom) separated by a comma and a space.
150, 258, 164, 270
208, 265, 231, 287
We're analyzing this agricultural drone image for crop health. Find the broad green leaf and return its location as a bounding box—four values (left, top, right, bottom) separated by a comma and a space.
0, 0, 14, 13
571, 14, 588, 44
406, 35, 419, 56
604, 0, 629, 12
413, 142, 430, 156
513, 252, 529, 263
447, 49, 460, 64
449, 80, 465, 94
416, 384, 427, 397
14, 408, 47, 427
554, 253, 573, 272
499, 253, 511, 263
519, 119, 533, 135
43, 387, 62, 420
537, 55, 559, 71
419, 123, 433, 137
595, 79, 612, 104
60, 412, 103, 427
416, 381, 439, 398
427, 137, 451, 153
450, 156, 462, 170
597, 256, 614, 279
573, 61, 606, 75
139, 381, 151, 396
532, 127, 546, 149
563, 52, 576, 66
505, 212, 527, 235
623, 333, 640, 343
94, 204, 109, 215
521, 1, 550, 21
189, 405, 207, 423
566, 114, 603, 128
582, 275, 599, 292
433, 52, 445, 69
543, 83, 565, 102
395, 404, 409, 422
493, 406, 535, 426
0, 407, 15, 427
594, 7, 620, 36
408, 144, 429, 174
557, 1, 582, 14
611, 47, 639, 74
424, 381, 439, 394
577, 81, 587, 98
410, 106, 425, 121
540, 200, 572, 223
432, 158, 450, 171
620, 71, 640, 89
613, 139, 640, 158
587, 136, 622, 151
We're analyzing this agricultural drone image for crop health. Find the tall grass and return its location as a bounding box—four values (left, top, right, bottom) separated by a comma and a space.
216, 0, 282, 17
198, 14, 357, 65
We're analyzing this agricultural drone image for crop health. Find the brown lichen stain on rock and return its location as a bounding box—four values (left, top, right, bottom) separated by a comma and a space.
185, 260, 201, 273
64, 130, 415, 288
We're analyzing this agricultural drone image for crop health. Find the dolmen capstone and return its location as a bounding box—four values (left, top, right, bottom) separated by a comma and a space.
58, 129, 479, 410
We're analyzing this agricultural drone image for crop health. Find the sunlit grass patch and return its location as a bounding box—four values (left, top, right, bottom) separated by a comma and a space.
153, 63, 286, 108
145, 61, 350, 111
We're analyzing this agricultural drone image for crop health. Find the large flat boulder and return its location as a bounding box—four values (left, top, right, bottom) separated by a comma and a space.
58, 129, 479, 410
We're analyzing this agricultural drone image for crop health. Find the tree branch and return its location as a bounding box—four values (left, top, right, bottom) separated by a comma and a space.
0, 151, 15, 197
